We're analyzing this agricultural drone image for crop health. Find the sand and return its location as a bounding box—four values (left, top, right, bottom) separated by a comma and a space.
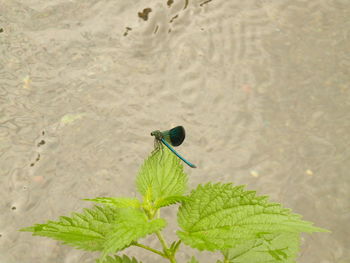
0, 0, 349, 262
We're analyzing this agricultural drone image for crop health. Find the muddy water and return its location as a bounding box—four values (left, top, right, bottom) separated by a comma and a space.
0, 0, 349, 262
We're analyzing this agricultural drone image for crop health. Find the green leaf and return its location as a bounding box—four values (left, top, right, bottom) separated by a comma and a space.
136, 147, 188, 202
177, 183, 329, 251
20, 206, 119, 251
222, 232, 300, 262
84, 197, 141, 209
154, 195, 189, 209
96, 255, 142, 263
60, 113, 84, 125
187, 256, 199, 263
102, 208, 166, 257
169, 240, 182, 254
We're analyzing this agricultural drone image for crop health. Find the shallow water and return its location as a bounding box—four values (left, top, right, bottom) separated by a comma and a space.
0, 0, 349, 262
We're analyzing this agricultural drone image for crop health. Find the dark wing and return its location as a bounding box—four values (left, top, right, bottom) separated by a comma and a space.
169, 126, 185, 146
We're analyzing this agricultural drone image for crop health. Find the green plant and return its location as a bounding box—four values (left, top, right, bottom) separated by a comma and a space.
21, 148, 329, 263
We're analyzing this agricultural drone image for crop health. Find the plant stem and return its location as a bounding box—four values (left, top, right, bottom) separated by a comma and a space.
155, 231, 177, 263
145, 207, 176, 262
133, 242, 167, 258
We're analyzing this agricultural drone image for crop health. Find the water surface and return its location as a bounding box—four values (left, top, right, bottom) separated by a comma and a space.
0, 0, 349, 262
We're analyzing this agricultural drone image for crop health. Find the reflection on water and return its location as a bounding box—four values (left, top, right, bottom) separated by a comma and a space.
1, 0, 349, 262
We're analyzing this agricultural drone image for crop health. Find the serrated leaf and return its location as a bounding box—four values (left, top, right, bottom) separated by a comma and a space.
96, 254, 142, 263
222, 232, 300, 262
154, 195, 189, 209
136, 147, 188, 202
103, 208, 166, 257
177, 183, 329, 251
84, 197, 141, 209
20, 206, 119, 251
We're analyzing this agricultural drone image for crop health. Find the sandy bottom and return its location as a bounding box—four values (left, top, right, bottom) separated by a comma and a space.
0, 0, 349, 262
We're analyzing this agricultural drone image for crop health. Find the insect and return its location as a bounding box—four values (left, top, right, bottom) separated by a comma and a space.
151, 126, 197, 168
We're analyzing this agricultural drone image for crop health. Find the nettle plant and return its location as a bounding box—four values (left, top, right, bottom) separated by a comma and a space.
21, 148, 328, 263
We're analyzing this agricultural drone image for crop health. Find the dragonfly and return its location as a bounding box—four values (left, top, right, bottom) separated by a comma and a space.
151, 126, 197, 168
